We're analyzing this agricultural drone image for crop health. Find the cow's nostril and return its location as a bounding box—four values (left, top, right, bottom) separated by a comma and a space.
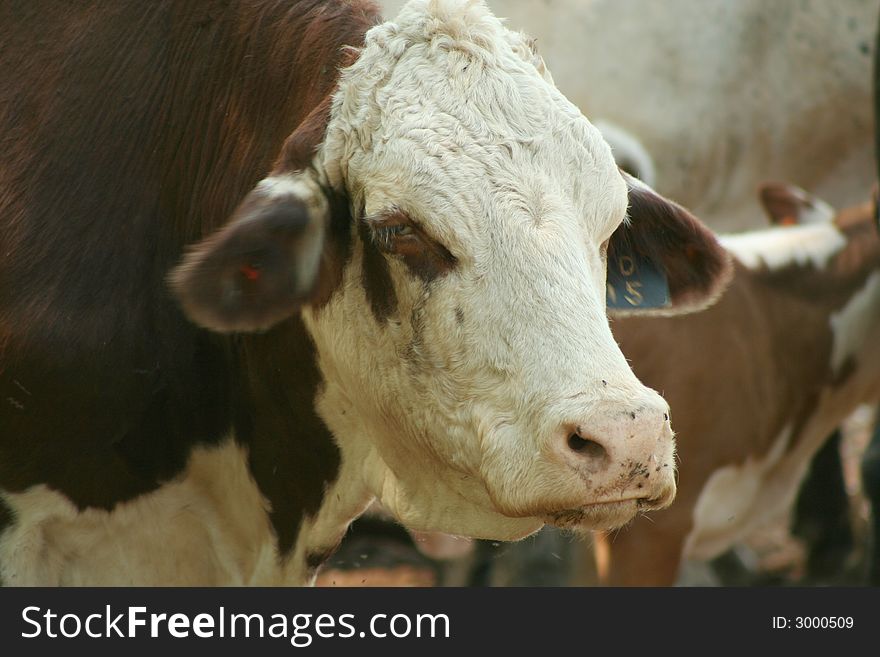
567, 432, 607, 460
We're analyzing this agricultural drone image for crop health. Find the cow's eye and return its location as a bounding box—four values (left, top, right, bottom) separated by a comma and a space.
368, 213, 457, 280
389, 224, 414, 238
374, 222, 419, 252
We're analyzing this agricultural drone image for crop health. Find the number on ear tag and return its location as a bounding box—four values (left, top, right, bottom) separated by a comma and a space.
606, 248, 670, 309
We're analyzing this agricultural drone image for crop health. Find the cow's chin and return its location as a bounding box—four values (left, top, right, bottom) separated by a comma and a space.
384, 500, 544, 542
542, 499, 645, 532
368, 468, 545, 542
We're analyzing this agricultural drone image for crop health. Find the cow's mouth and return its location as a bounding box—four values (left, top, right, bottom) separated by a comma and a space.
543, 497, 662, 531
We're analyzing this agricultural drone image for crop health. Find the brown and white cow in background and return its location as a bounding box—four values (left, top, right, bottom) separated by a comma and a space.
589, 186, 880, 585
382, 0, 878, 231
0, 0, 731, 585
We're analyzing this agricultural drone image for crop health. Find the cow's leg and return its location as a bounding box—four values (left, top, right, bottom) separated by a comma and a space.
790, 430, 854, 581
861, 412, 880, 585
593, 525, 684, 587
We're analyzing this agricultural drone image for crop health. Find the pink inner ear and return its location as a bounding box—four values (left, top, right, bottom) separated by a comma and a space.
240, 264, 261, 281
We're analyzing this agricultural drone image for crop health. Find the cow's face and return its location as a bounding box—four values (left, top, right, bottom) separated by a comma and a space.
170, 0, 731, 540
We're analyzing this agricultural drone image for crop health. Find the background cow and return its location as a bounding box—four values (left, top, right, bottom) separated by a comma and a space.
0, 0, 729, 585
591, 187, 880, 585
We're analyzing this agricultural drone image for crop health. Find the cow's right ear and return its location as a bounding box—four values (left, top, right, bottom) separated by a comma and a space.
169, 174, 339, 333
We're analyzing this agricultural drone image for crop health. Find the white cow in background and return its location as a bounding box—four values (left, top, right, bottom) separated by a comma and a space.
382, 0, 878, 231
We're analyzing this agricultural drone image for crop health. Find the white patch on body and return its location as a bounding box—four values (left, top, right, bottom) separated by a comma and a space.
1, 440, 279, 585
684, 426, 792, 561
0, 435, 375, 586
720, 223, 846, 272
830, 271, 880, 376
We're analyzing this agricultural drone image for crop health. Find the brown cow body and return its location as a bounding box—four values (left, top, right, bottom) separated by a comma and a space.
594, 195, 880, 586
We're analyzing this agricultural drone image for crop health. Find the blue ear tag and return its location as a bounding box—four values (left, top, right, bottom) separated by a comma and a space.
606, 248, 671, 309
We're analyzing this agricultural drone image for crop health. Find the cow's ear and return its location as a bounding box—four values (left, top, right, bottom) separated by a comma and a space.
607, 172, 733, 316
758, 181, 835, 226
169, 174, 341, 333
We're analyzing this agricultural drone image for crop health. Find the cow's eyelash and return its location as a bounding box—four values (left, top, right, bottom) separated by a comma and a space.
384, 224, 415, 237
373, 223, 415, 250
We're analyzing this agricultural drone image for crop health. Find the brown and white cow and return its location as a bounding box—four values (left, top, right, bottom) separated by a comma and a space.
590, 186, 880, 586
0, 0, 730, 585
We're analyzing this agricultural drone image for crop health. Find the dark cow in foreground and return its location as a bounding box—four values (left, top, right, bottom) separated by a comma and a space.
590, 186, 880, 586
0, 0, 730, 585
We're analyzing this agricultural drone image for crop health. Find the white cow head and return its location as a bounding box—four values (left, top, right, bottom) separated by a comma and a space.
171, 0, 732, 540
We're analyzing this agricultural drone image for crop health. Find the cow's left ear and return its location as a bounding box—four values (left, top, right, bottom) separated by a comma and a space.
169, 173, 347, 333
607, 172, 733, 315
